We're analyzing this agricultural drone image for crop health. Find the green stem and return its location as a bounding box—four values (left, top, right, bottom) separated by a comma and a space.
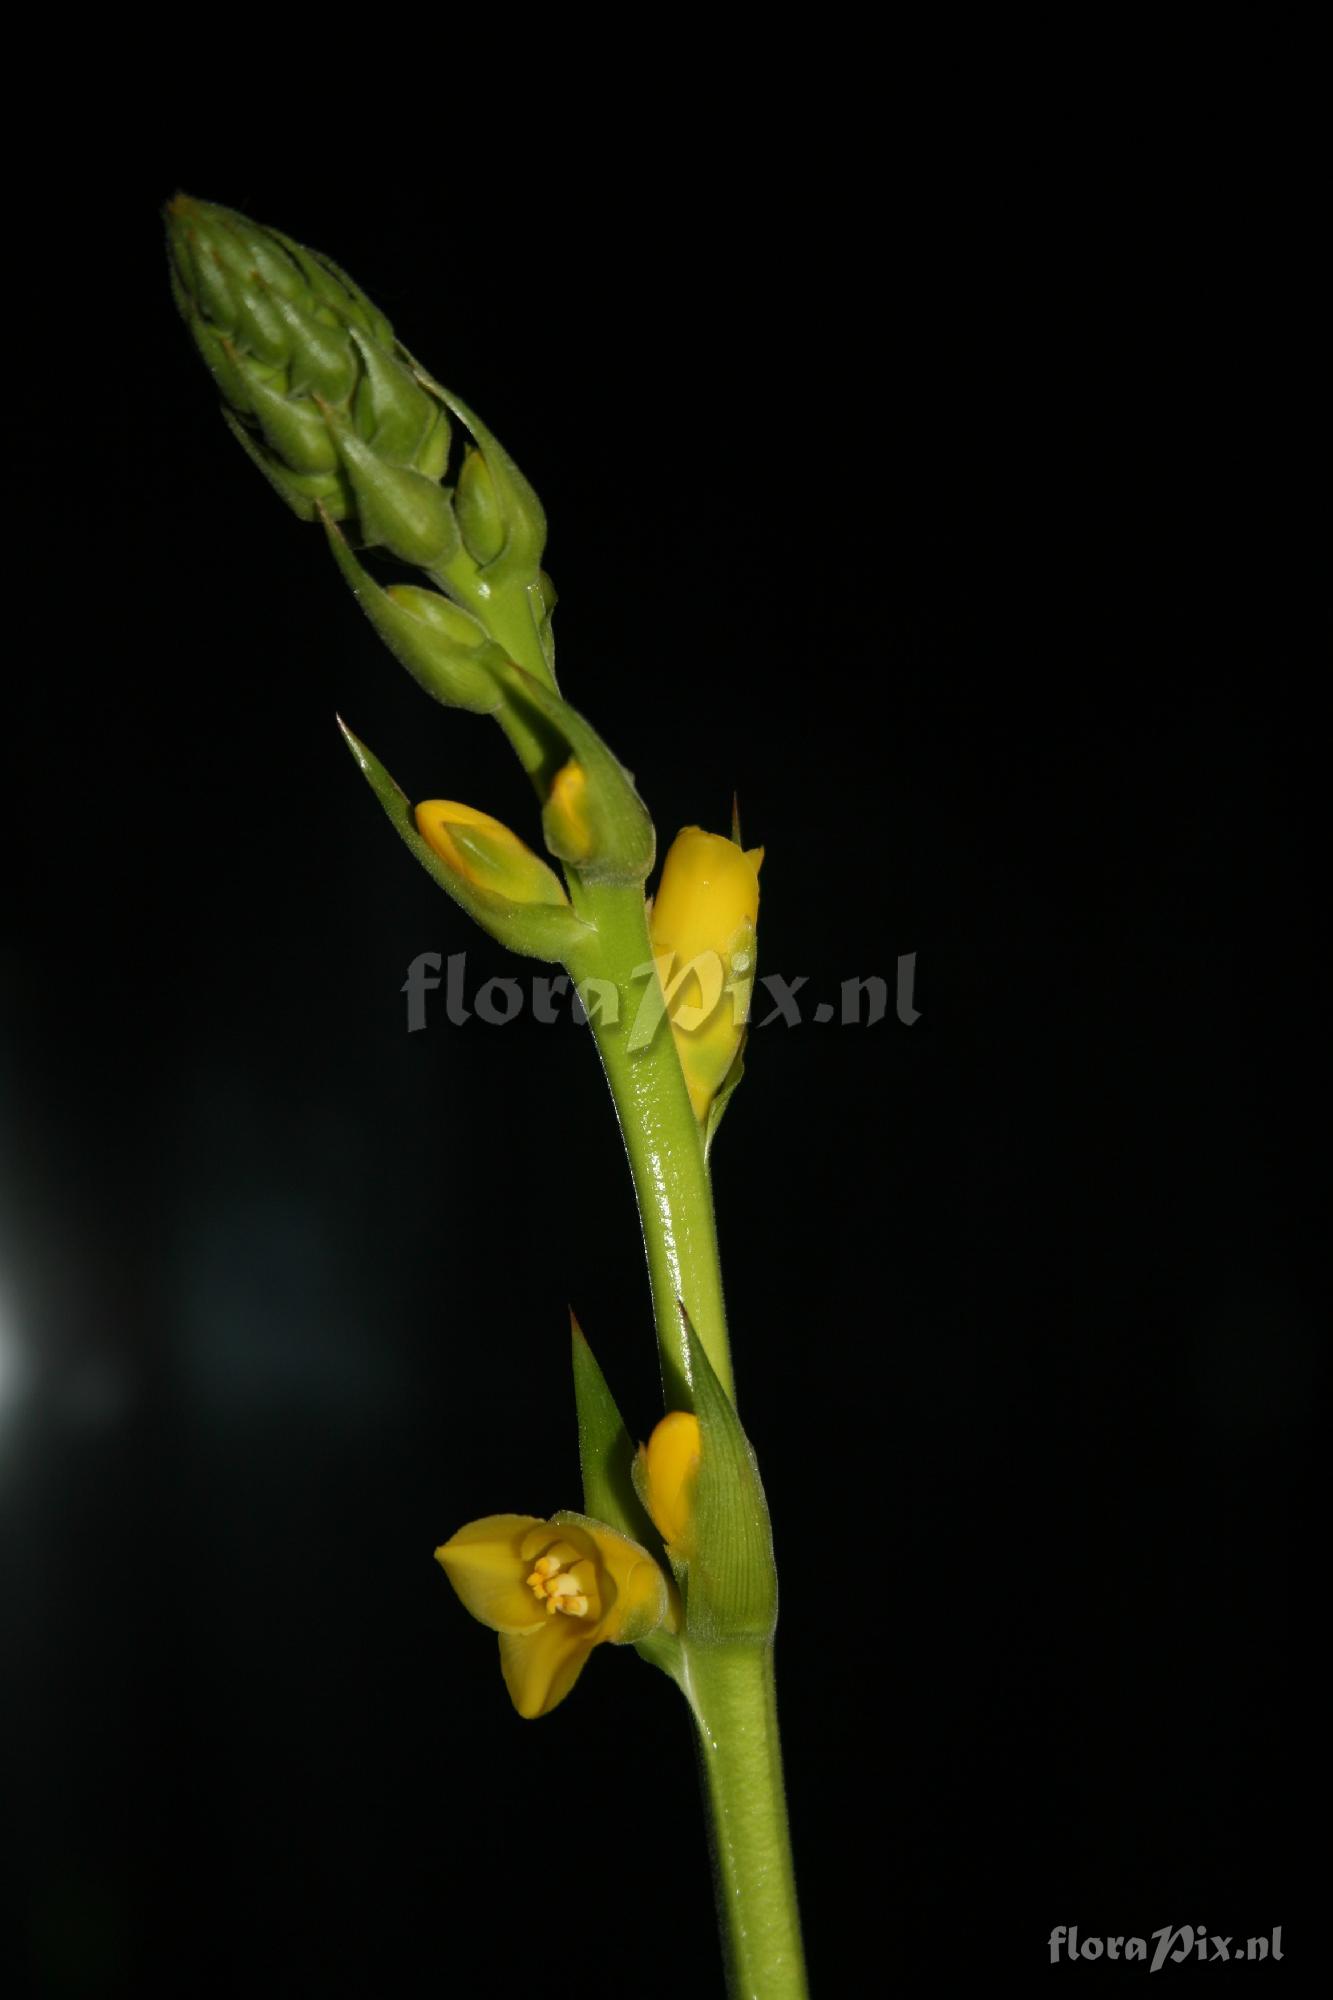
431, 555, 554, 691
681, 1642, 808, 1999
567, 879, 804, 1995
565, 878, 733, 1408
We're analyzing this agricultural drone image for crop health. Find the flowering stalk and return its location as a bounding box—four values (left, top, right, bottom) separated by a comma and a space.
563, 876, 734, 1405
166, 195, 806, 1998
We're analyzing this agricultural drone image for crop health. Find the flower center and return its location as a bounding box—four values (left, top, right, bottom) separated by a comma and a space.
526, 1552, 590, 1618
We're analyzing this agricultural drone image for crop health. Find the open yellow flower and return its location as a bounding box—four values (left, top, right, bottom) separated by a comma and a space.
435, 1512, 670, 1718
649, 827, 763, 1122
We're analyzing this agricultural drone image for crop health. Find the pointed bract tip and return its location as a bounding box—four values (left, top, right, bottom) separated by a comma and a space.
334, 714, 368, 765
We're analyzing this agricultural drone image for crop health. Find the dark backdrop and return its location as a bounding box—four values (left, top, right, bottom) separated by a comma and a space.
3, 147, 1320, 1995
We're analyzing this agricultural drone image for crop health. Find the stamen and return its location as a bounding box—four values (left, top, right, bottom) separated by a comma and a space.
522, 1549, 592, 1619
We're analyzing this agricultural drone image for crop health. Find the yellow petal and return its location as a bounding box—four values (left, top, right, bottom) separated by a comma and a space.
444, 1512, 669, 1713
649, 827, 762, 974
498, 1617, 599, 1718
649, 828, 762, 1121
415, 801, 570, 907
554, 1512, 671, 1645
641, 1411, 701, 1557
435, 1514, 549, 1634
518, 1523, 595, 1566
605, 1546, 672, 1643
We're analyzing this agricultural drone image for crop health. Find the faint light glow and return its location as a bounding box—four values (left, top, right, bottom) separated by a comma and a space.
0, 1287, 30, 1420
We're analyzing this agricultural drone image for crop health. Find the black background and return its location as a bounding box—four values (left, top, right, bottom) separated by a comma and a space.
2, 129, 1321, 1996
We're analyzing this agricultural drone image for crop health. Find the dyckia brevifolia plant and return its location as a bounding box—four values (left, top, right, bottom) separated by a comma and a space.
166, 194, 805, 1997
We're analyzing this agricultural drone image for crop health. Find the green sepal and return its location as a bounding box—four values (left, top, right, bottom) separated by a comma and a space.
212, 213, 306, 304
402, 353, 546, 590
547, 1509, 669, 1647
489, 661, 655, 885
229, 279, 291, 367
535, 571, 558, 675
198, 230, 289, 364
455, 446, 506, 564
322, 517, 502, 714
349, 328, 444, 466
336, 719, 595, 963
417, 407, 451, 484
221, 408, 350, 523
264, 286, 359, 403
268, 228, 395, 348
703, 1027, 749, 1159
325, 413, 460, 567
244, 368, 341, 475
570, 1313, 659, 1548
174, 288, 255, 413
679, 1304, 778, 1644
174, 227, 233, 330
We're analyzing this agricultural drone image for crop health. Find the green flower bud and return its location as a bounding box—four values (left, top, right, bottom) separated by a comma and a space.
263, 289, 359, 403
326, 418, 459, 569
386, 586, 489, 653
166, 193, 454, 557
338, 721, 594, 965
322, 517, 500, 715
410, 374, 547, 592
244, 370, 341, 475
349, 330, 441, 465
169, 196, 559, 689
455, 446, 506, 564
222, 409, 350, 523
485, 662, 655, 884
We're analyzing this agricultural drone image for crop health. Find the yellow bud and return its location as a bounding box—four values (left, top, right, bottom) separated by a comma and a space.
415, 800, 570, 907
542, 757, 595, 866
649, 827, 763, 1122
640, 1410, 702, 1558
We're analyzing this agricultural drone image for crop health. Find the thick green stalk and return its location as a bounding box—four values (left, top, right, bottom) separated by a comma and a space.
681, 1643, 807, 1999
430, 556, 551, 689
565, 878, 733, 1408
567, 880, 805, 1995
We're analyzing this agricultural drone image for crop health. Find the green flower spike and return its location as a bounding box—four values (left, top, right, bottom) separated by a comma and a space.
168, 196, 808, 1998
167, 194, 450, 553
165, 193, 550, 681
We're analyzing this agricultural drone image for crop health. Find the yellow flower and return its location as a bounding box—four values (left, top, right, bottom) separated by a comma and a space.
639, 1411, 702, 1559
435, 1512, 669, 1717
415, 800, 570, 907
649, 827, 763, 1122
